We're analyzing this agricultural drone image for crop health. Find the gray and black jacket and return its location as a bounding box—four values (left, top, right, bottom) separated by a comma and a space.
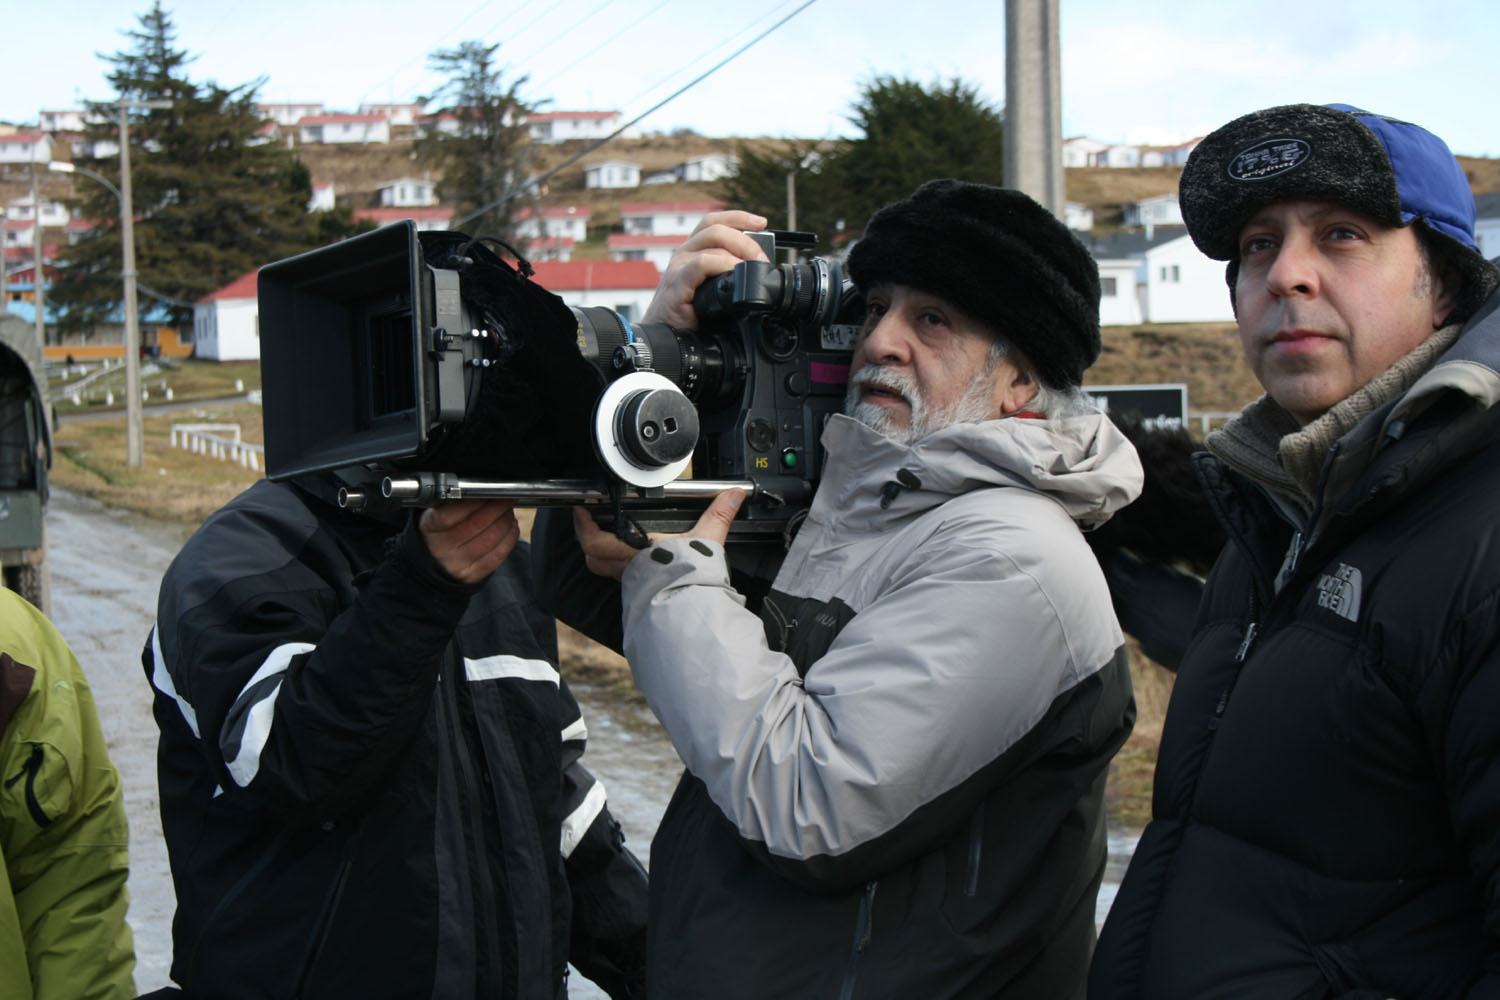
144, 478, 647, 1000
1091, 292, 1500, 998
620, 412, 1142, 999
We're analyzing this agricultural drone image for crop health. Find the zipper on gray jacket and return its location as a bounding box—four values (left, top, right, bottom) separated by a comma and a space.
838, 881, 879, 1000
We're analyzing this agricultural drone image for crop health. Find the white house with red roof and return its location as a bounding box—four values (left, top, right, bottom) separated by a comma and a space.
525, 110, 635, 143
513, 205, 590, 242
194, 270, 261, 362
359, 102, 427, 127
0, 133, 52, 164
39, 110, 88, 132
606, 233, 682, 270
298, 113, 389, 145
530, 260, 660, 321
619, 200, 725, 237
377, 178, 438, 208
352, 207, 452, 231
584, 160, 640, 190
257, 102, 325, 128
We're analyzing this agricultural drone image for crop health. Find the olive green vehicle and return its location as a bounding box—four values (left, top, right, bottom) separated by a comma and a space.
0, 315, 51, 614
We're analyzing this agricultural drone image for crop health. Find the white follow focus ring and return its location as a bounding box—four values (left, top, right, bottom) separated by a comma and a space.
592, 371, 696, 488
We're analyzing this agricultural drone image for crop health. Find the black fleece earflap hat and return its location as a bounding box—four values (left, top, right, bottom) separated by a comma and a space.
846, 180, 1102, 389
1180, 103, 1500, 322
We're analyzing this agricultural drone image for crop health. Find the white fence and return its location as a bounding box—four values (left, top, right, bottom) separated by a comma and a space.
170, 423, 264, 470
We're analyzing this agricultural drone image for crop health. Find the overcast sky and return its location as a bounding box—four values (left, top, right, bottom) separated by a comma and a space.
6, 0, 1499, 157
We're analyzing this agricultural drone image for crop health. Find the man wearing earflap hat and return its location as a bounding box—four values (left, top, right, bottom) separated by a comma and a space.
563, 182, 1144, 998
1090, 104, 1500, 999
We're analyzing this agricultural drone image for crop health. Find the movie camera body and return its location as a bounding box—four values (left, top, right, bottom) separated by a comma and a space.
258, 221, 860, 541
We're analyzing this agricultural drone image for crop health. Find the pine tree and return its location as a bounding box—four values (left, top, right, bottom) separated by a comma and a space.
716, 76, 1006, 252
414, 41, 538, 242
51, 2, 356, 334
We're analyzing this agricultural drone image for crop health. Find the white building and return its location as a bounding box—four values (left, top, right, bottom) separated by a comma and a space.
377, 178, 438, 208
1474, 192, 1500, 260
5, 196, 69, 228
678, 153, 737, 183
525, 110, 635, 144
0, 133, 52, 165
530, 260, 660, 322
619, 200, 725, 237
1094, 257, 1144, 326
1064, 202, 1095, 233
1063, 136, 1111, 168
194, 270, 261, 362
513, 205, 590, 243
308, 182, 336, 213
1122, 193, 1185, 230
585, 160, 641, 190
360, 102, 426, 127
257, 103, 325, 128
297, 114, 389, 145
39, 110, 87, 132
606, 234, 682, 270
1089, 228, 1235, 325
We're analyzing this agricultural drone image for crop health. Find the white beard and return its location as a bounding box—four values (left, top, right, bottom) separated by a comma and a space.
844, 366, 1000, 446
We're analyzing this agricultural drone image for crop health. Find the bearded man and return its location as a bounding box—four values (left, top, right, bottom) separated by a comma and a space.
559, 180, 1144, 998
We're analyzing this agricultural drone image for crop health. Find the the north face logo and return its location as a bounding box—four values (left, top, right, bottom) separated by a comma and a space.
1227, 137, 1312, 181
1315, 563, 1362, 622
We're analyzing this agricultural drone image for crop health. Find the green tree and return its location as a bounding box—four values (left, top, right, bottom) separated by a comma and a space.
717, 138, 848, 249
415, 41, 538, 241
51, 2, 359, 334
716, 76, 1006, 251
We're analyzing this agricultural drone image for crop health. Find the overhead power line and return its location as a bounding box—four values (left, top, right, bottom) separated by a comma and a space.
453, 0, 818, 229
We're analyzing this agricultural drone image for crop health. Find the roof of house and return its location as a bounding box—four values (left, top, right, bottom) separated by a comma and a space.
1085, 226, 1190, 260
619, 200, 726, 215
300, 113, 386, 126
198, 269, 260, 304
0, 133, 49, 144
531, 260, 660, 291
526, 110, 621, 122
353, 207, 453, 224
606, 234, 684, 248
515, 205, 590, 220
1474, 190, 1500, 219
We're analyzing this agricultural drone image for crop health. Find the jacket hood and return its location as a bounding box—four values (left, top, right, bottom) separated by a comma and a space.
1392, 286, 1500, 424
815, 411, 1143, 530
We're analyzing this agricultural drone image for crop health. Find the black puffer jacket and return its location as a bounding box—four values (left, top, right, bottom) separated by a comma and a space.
1091, 295, 1500, 999
145, 478, 647, 1000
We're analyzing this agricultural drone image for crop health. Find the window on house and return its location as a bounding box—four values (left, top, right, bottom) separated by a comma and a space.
1101, 277, 1117, 297
1160, 265, 1180, 283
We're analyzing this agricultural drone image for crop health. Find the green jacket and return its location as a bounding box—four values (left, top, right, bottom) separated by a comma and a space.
1, 588, 134, 1000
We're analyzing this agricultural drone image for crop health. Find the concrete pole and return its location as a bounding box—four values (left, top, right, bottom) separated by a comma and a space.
1003, 0, 1065, 218
30, 164, 45, 353
118, 101, 144, 469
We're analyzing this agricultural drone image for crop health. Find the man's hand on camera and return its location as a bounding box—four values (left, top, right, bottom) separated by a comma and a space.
572, 488, 747, 581
420, 499, 521, 585
642, 211, 771, 328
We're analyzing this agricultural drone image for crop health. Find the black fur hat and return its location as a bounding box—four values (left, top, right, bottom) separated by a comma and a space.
846, 180, 1101, 389
1179, 103, 1500, 322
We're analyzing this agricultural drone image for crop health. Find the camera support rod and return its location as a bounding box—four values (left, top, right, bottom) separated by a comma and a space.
376, 475, 763, 508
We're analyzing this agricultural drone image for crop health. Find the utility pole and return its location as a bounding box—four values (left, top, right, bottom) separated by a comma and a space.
30, 162, 45, 354
1003, 0, 1065, 218
114, 96, 171, 469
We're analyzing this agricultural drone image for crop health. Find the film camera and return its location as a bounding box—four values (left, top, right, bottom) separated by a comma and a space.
257, 221, 860, 542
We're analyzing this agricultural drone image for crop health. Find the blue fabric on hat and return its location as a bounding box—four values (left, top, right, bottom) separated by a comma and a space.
1327, 103, 1480, 251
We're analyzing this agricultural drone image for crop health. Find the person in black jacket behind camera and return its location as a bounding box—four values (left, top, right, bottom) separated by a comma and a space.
143, 476, 648, 996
